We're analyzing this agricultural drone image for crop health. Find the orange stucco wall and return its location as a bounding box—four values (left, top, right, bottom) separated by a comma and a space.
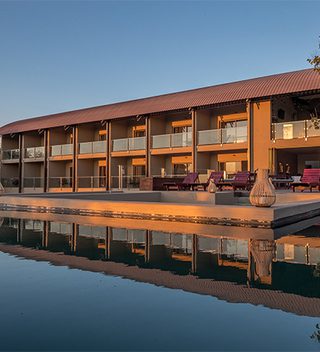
252, 100, 271, 171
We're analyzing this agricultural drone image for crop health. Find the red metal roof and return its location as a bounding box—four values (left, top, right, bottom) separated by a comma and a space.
1, 68, 320, 135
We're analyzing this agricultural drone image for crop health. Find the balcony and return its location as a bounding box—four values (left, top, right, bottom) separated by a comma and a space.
24, 146, 45, 160
272, 119, 320, 140
198, 126, 247, 145
79, 141, 107, 154
2, 149, 20, 161
112, 136, 146, 152
152, 132, 192, 149
50, 144, 73, 157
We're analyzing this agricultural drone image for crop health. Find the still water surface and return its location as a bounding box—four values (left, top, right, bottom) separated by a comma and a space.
0, 212, 319, 351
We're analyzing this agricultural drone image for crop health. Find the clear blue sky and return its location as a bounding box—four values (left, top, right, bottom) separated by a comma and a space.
0, 0, 319, 126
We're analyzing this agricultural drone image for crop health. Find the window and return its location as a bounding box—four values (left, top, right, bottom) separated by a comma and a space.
220, 119, 247, 129
99, 130, 107, 141
132, 126, 146, 138
173, 163, 192, 175
219, 161, 247, 177
133, 165, 145, 177
173, 126, 192, 134
277, 109, 285, 120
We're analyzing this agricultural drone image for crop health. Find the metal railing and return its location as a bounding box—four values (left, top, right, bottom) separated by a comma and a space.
1, 177, 19, 187
2, 149, 20, 160
111, 175, 145, 189
79, 225, 107, 238
272, 119, 320, 140
112, 136, 146, 152
77, 176, 107, 189
79, 141, 107, 154
198, 126, 248, 145
49, 222, 72, 235
23, 177, 44, 188
128, 136, 146, 150
50, 144, 73, 156
275, 243, 320, 265
24, 219, 44, 231
152, 132, 192, 149
24, 146, 45, 159
48, 177, 73, 188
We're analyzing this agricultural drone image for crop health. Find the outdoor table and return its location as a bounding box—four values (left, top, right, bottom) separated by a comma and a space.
216, 179, 234, 190
271, 178, 293, 189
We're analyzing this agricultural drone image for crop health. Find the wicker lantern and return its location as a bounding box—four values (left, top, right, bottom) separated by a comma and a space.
207, 179, 217, 193
249, 169, 276, 207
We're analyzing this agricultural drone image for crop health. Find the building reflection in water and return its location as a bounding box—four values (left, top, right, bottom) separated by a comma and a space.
0, 216, 319, 306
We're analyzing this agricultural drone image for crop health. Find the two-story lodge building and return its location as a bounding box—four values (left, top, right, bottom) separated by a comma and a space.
1, 68, 320, 193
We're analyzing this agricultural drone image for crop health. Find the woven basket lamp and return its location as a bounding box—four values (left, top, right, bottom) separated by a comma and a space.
249, 169, 276, 207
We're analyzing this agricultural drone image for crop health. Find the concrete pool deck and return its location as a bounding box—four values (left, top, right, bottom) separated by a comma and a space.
1, 190, 320, 229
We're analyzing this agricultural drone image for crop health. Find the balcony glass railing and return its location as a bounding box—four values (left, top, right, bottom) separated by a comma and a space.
79, 225, 107, 238
48, 177, 72, 188
198, 127, 248, 145
49, 222, 72, 235
152, 132, 192, 149
50, 144, 73, 156
272, 119, 320, 140
79, 141, 107, 154
1, 177, 19, 187
25, 146, 45, 159
197, 129, 221, 145
2, 149, 20, 160
111, 175, 145, 189
78, 176, 107, 189
128, 136, 146, 150
23, 177, 44, 188
112, 137, 146, 152
152, 134, 171, 148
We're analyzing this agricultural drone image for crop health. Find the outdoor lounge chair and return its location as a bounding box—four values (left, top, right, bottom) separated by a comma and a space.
217, 171, 252, 191
292, 168, 320, 192
189, 171, 224, 191
163, 172, 199, 191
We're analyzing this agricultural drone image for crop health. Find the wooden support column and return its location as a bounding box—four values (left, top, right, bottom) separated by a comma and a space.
251, 100, 272, 171
17, 218, 23, 243
42, 221, 49, 248
191, 108, 197, 172
106, 226, 112, 259
71, 223, 78, 253
145, 116, 151, 177
18, 133, 23, 193
107, 121, 112, 190
246, 100, 254, 172
269, 148, 276, 175
72, 126, 78, 192
145, 230, 151, 263
191, 234, 198, 274
105, 226, 110, 259
43, 129, 49, 192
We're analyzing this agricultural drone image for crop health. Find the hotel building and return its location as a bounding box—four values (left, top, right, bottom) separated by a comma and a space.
0, 68, 320, 193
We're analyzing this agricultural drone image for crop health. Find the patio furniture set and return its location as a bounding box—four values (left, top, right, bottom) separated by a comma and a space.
162, 168, 320, 192
163, 171, 254, 191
